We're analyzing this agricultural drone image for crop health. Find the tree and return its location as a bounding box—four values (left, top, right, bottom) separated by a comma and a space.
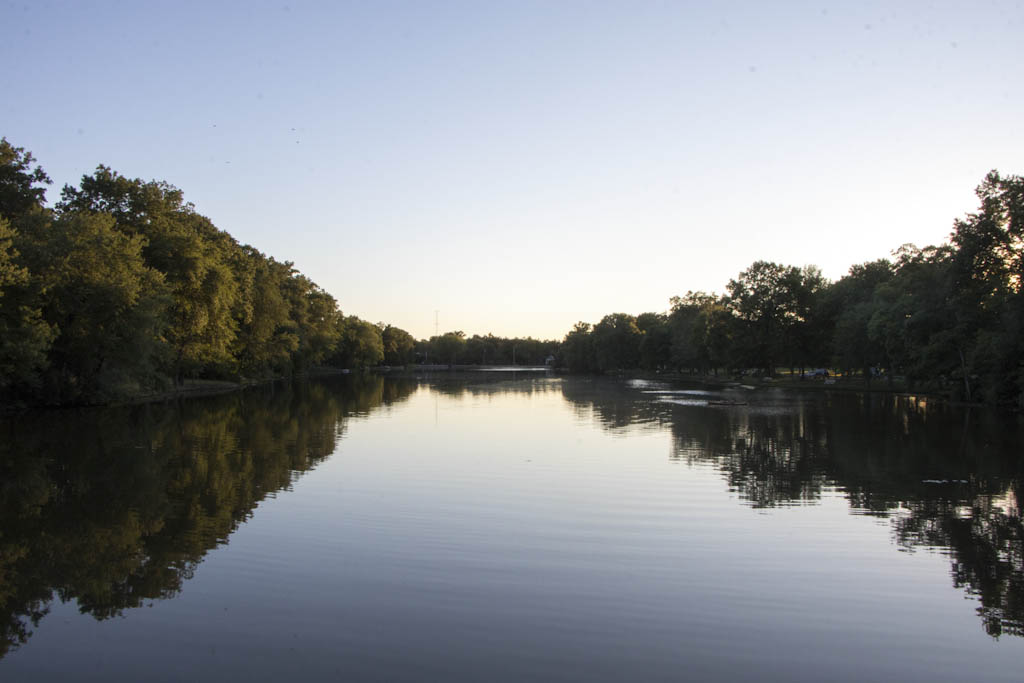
165, 219, 240, 381
465, 334, 498, 365
726, 261, 803, 375
669, 291, 725, 373
0, 140, 56, 396
283, 275, 341, 370
381, 325, 415, 366
231, 250, 298, 377
950, 171, 1024, 308
433, 331, 467, 366
948, 171, 1024, 403
592, 313, 641, 372
0, 217, 54, 395
27, 212, 169, 400
822, 260, 893, 379
0, 138, 51, 223
57, 165, 183, 228
561, 322, 595, 372
333, 316, 383, 369
785, 265, 829, 373
58, 168, 241, 383
868, 245, 956, 393
636, 312, 671, 371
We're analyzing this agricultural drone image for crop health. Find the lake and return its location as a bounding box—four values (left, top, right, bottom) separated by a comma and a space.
1, 373, 1022, 681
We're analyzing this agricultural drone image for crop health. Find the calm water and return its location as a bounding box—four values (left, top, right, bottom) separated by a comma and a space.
1, 374, 1022, 681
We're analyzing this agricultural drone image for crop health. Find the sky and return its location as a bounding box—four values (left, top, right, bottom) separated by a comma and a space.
2, 1, 1022, 340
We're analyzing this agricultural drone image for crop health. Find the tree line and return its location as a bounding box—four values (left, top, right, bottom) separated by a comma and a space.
0, 138, 566, 406
557, 171, 1024, 407
3, 137, 1021, 406
0, 138, 420, 405
414, 332, 557, 366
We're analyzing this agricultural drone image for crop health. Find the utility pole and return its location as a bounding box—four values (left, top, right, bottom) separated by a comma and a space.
434, 310, 439, 337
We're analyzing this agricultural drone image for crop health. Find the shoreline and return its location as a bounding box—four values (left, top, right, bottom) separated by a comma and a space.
561, 368, 998, 410
1, 367, 356, 414
2, 365, 999, 414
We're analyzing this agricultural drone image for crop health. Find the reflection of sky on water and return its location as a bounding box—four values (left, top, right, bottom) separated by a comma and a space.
1, 375, 1021, 681
657, 397, 709, 406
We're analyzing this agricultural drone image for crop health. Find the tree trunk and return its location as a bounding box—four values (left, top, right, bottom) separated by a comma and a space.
957, 346, 972, 402
175, 348, 184, 387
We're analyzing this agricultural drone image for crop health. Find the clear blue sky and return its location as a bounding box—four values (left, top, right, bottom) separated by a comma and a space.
3, 1, 1022, 339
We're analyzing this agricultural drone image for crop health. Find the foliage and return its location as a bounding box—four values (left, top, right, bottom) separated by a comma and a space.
0, 138, 51, 222
0, 217, 54, 395
428, 331, 467, 366
820, 259, 893, 378
32, 211, 169, 400
0, 140, 360, 405
58, 169, 240, 383
460, 334, 556, 366
669, 292, 731, 373
282, 275, 341, 371
381, 325, 416, 366
3, 136, 1023, 408
232, 250, 299, 376
636, 312, 671, 371
331, 316, 384, 369
726, 261, 805, 374
556, 169, 1024, 406
592, 313, 642, 372
560, 322, 596, 372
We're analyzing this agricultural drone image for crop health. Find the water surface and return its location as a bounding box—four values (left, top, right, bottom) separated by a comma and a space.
1, 375, 1021, 681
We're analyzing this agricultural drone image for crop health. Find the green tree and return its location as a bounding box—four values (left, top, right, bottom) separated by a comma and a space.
0, 217, 54, 395
785, 265, 829, 373
592, 313, 641, 372
381, 325, 415, 366
950, 171, 1023, 308
58, 168, 241, 383
868, 245, 956, 393
0, 138, 51, 223
560, 322, 595, 372
283, 275, 341, 371
433, 331, 467, 366
164, 217, 240, 381
231, 249, 298, 376
465, 334, 498, 365
333, 316, 384, 369
669, 292, 735, 375
0, 140, 57, 397
636, 312, 671, 371
30, 212, 169, 401
726, 261, 803, 375
822, 260, 893, 379
948, 171, 1024, 403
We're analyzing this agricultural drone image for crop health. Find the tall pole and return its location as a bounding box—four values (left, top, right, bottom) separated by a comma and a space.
434, 310, 439, 337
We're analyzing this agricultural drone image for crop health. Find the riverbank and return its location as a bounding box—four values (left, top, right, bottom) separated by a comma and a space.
116, 366, 363, 406
582, 368, 995, 408
117, 378, 253, 405
1, 367, 358, 414
1, 364, 987, 413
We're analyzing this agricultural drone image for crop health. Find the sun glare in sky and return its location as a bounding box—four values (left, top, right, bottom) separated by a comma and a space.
3, 1, 1021, 339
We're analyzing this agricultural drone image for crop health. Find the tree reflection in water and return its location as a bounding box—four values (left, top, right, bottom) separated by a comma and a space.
0, 375, 416, 657
1, 375, 1021, 657
560, 379, 1024, 639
